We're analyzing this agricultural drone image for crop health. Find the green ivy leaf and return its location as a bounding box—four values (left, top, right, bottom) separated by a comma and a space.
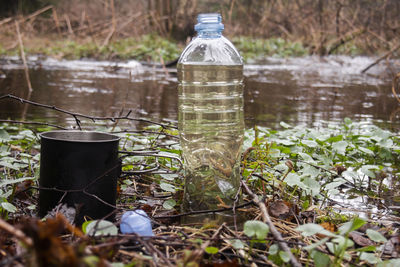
301, 140, 319, 148
268, 244, 279, 255
327, 135, 343, 143
279, 251, 290, 263
338, 217, 366, 235
0, 129, 10, 142
205, 246, 219, 254
276, 139, 295, 146
0, 161, 19, 171
83, 255, 99, 267
296, 223, 325, 236
312, 250, 332, 267
84, 220, 118, 236
0, 177, 34, 187
360, 252, 380, 265
243, 220, 269, 239
361, 165, 379, 179
162, 199, 176, 210
344, 117, 353, 125
231, 239, 245, 249
377, 259, 400, 267
1, 202, 17, 213
160, 182, 176, 193
332, 236, 354, 249
285, 173, 306, 189
366, 229, 387, 243
304, 237, 330, 251
324, 179, 346, 190
302, 177, 321, 197
332, 140, 348, 155
358, 147, 375, 156
280, 121, 292, 129
159, 173, 178, 181
355, 245, 377, 252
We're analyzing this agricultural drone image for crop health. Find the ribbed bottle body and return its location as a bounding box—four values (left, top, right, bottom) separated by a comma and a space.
178, 63, 244, 211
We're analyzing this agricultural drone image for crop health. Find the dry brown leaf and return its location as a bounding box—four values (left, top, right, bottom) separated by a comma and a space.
349, 231, 375, 247
317, 221, 337, 238
267, 200, 296, 221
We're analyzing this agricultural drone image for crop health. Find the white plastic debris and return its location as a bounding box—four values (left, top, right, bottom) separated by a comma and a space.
120, 209, 154, 236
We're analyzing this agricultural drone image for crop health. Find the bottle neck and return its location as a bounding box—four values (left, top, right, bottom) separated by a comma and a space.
197, 30, 222, 38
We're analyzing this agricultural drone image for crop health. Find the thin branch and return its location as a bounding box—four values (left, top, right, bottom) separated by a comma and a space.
0, 218, 33, 246
241, 180, 302, 267
0, 119, 67, 129
188, 223, 226, 263
120, 150, 183, 171
15, 21, 32, 93
392, 72, 400, 103
102, 0, 116, 47
19, 5, 53, 24
153, 201, 253, 219
361, 43, 400, 73
138, 236, 174, 267
0, 94, 177, 129
114, 129, 179, 139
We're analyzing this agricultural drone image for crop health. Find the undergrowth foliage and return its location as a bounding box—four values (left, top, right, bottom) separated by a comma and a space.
0, 119, 400, 266
241, 119, 400, 265
243, 119, 400, 208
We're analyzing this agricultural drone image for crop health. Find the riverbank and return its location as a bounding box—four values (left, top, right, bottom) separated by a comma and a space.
0, 32, 312, 64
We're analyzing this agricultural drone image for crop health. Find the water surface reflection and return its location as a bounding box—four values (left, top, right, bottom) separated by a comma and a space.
0, 56, 399, 130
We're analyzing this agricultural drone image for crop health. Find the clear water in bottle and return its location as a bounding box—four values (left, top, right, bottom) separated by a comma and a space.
177, 13, 244, 216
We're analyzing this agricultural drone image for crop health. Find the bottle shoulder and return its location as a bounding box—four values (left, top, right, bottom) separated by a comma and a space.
178, 36, 243, 65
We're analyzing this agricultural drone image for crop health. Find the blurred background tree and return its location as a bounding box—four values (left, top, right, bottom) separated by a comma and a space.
0, 0, 57, 17
0, 0, 398, 56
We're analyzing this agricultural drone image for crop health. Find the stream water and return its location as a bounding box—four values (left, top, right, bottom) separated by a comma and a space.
1, 55, 400, 221
0, 55, 399, 130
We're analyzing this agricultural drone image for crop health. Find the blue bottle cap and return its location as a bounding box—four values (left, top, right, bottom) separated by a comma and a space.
194, 13, 224, 32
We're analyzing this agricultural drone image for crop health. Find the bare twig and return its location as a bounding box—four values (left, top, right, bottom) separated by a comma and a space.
64, 14, 74, 36
102, 0, 116, 47
52, 7, 62, 36
114, 129, 178, 139
15, 21, 32, 93
0, 17, 12, 27
392, 72, 400, 103
19, 5, 53, 24
153, 201, 253, 219
328, 28, 366, 55
0, 218, 33, 246
361, 43, 400, 73
188, 223, 226, 263
0, 119, 66, 130
0, 94, 177, 129
120, 150, 183, 170
241, 180, 302, 267
138, 236, 174, 267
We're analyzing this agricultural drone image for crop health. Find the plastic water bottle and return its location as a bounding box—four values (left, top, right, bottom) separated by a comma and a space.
178, 13, 244, 215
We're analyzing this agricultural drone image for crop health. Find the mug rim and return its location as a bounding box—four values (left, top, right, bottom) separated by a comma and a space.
40, 130, 120, 143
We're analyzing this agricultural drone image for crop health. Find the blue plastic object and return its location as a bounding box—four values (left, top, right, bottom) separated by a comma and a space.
120, 210, 154, 236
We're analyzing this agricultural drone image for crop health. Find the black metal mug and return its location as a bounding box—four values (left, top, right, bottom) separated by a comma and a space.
38, 131, 120, 225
